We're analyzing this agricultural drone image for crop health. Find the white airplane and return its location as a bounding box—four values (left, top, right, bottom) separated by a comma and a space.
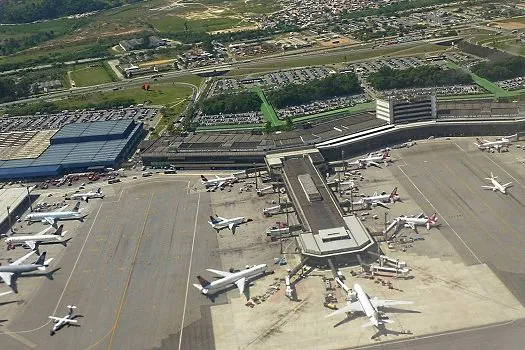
340, 179, 357, 190
49, 305, 78, 335
351, 151, 391, 168
25, 202, 86, 226
325, 283, 413, 328
70, 188, 104, 202
200, 174, 237, 190
354, 187, 400, 208
193, 264, 267, 295
5, 225, 69, 251
474, 135, 514, 152
208, 215, 246, 234
397, 213, 438, 230
482, 172, 512, 194
0, 251, 53, 290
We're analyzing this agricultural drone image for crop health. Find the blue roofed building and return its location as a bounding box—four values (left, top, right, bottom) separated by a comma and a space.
0, 119, 145, 180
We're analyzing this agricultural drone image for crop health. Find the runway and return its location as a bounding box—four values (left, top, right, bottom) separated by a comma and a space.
1, 179, 225, 349
392, 140, 525, 305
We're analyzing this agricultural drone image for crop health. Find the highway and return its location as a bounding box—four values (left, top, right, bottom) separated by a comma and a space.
0, 36, 460, 109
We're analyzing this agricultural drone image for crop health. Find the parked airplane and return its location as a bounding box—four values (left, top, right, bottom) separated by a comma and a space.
354, 187, 400, 208
201, 174, 237, 190
0, 251, 53, 290
193, 264, 267, 295
5, 225, 68, 251
482, 172, 512, 194
70, 188, 104, 202
25, 202, 86, 226
208, 215, 246, 234
397, 213, 438, 230
351, 151, 390, 168
474, 135, 515, 152
49, 305, 79, 335
325, 283, 413, 328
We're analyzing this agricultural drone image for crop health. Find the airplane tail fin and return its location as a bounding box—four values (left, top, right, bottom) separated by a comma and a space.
428, 213, 438, 223
197, 276, 210, 287
200, 175, 208, 182
54, 225, 65, 237
73, 202, 81, 212
97, 188, 101, 193
389, 187, 398, 200
382, 151, 390, 159
209, 216, 219, 224
34, 252, 46, 266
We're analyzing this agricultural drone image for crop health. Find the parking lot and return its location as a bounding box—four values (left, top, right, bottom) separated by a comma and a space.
0, 108, 157, 133
195, 111, 263, 126
207, 67, 333, 97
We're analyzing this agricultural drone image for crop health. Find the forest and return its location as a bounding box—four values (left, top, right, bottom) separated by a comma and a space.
367, 66, 472, 90
471, 57, 525, 82
0, 0, 141, 23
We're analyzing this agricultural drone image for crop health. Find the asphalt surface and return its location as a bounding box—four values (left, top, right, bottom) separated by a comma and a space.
0, 178, 225, 349
392, 141, 525, 306
357, 319, 525, 350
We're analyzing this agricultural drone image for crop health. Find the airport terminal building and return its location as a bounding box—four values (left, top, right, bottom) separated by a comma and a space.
0, 119, 145, 180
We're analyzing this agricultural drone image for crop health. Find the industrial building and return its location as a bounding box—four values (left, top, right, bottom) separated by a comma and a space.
0, 119, 145, 180
376, 94, 437, 124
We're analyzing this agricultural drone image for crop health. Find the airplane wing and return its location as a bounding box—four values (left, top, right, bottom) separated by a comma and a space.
325, 301, 364, 318
234, 277, 246, 294
206, 268, 232, 278
11, 251, 35, 266
218, 181, 226, 188
368, 161, 381, 168
406, 222, 415, 230
48, 316, 78, 323
44, 217, 56, 226
0, 273, 13, 286
36, 226, 54, 236
82, 196, 88, 201
0, 290, 12, 297
25, 241, 37, 250
374, 201, 389, 209
228, 223, 235, 230
503, 182, 512, 187
370, 298, 413, 308
56, 205, 69, 212
481, 186, 495, 190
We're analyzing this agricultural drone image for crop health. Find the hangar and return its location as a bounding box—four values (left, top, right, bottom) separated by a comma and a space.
0, 119, 145, 180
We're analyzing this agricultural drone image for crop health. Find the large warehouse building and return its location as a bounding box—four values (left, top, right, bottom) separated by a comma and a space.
0, 119, 144, 179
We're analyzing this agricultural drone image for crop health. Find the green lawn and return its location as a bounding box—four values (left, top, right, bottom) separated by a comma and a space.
292, 101, 375, 123
149, 16, 248, 34
253, 87, 285, 127
51, 81, 195, 110
249, 43, 449, 70
445, 61, 516, 99
70, 65, 113, 87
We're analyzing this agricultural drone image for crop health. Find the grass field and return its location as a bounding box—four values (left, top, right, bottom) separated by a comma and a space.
70, 65, 113, 87
249, 43, 449, 70
292, 101, 375, 123
51, 81, 195, 110
253, 87, 285, 127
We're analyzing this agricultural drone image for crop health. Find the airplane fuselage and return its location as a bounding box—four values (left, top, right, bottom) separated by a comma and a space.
25, 211, 84, 223
70, 193, 104, 201
0, 264, 42, 274
210, 217, 245, 230
200, 264, 267, 295
6, 235, 63, 246
354, 284, 380, 327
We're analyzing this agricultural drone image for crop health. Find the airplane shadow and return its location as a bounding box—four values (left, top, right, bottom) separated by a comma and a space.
332, 313, 359, 328
8, 268, 62, 293
371, 323, 412, 340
